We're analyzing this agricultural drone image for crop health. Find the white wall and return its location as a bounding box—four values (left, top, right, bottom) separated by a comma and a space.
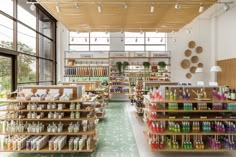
167, 18, 212, 85
217, 5, 236, 60
56, 22, 69, 83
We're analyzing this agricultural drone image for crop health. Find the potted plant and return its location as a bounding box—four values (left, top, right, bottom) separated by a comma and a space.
116, 62, 123, 74
143, 62, 150, 69
123, 61, 129, 72
158, 61, 166, 69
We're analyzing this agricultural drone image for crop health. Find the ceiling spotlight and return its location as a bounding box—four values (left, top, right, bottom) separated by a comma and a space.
98, 4, 102, 13
56, 3, 61, 12
199, 4, 204, 13
223, 3, 230, 11
160, 38, 163, 42
186, 29, 191, 34
150, 4, 155, 13
95, 38, 97, 42
30, 3, 36, 11
123, 3, 128, 9
75, 3, 79, 9
175, 3, 181, 9
173, 37, 176, 42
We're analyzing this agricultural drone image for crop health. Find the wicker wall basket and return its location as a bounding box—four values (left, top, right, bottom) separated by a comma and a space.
196, 46, 203, 54
186, 73, 192, 79
188, 41, 196, 48
198, 63, 203, 67
191, 56, 199, 63
185, 49, 192, 57
190, 66, 197, 73
181, 59, 191, 69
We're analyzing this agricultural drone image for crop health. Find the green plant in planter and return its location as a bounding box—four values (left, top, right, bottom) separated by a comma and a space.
158, 61, 166, 69
123, 61, 129, 72
116, 62, 123, 74
143, 62, 150, 69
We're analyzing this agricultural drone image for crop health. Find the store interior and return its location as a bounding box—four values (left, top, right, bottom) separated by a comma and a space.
0, 0, 236, 157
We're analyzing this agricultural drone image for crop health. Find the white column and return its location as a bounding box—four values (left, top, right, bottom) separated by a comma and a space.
210, 16, 217, 82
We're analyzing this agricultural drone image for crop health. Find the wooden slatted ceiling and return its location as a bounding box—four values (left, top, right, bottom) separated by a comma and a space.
38, 0, 216, 32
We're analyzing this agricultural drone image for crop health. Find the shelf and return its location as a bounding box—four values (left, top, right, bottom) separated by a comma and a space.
0, 109, 94, 112
109, 85, 129, 87
148, 109, 236, 113
0, 144, 95, 153
0, 97, 98, 103
0, 130, 96, 135
109, 80, 130, 82
109, 93, 130, 95
148, 117, 236, 121
0, 117, 96, 121
150, 147, 236, 152
65, 57, 108, 60
109, 56, 170, 59
144, 96, 236, 103
147, 129, 236, 135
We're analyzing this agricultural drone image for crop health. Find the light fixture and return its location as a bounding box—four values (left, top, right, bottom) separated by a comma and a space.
199, 4, 204, 13
95, 37, 97, 42
135, 37, 138, 42
30, 3, 36, 11
123, 3, 128, 9
150, 4, 155, 13
147, 37, 150, 42
210, 65, 222, 72
98, 4, 102, 13
71, 37, 74, 42
56, 3, 61, 12
223, 3, 230, 11
173, 37, 176, 42
121, 37, 123, 42
195, 67, 203, 73
186, 29, 191, 34
160, 38, 163, 42
175, 3, 181, 9
75, 2, 79, 9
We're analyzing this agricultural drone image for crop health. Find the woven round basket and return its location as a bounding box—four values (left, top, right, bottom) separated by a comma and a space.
198, 63, 203, 68
185, 49, 192, 57
188, 41, 196, 48
190, 66, 197, 73
186, 73, 192, 79
181, 59, 191, 69
191, 56, 199, 63
196, 46, 203, 54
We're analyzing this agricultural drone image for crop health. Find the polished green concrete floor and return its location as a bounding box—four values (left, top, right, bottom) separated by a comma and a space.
1, 102, 140, 157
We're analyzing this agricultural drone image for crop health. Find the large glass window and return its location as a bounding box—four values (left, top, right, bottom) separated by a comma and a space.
17, 0, 36, 29
0, 0, 13, 16
0, 0, 56, 89
0, 14, 13, 49
69, 32, 110, 51
17, 54, 36, 83
0, 55, 12, 97
17, 23, 36, 55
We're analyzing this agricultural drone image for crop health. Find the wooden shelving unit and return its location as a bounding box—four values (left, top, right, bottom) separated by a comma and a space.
143, 85, 236, 152
0, 85, 97, 152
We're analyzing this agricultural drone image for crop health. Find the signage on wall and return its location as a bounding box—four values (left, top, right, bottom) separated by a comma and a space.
111, 53, 126, 57
80, 54, 93, 58
153, 52, 168, 57
135, 53, 146, 57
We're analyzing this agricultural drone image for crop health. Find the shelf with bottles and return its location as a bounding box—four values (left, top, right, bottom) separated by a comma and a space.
148, 134, 236, 152
64, 66, 109, 77
0, 85, 98, 152
143, 85, 236, 152
0, 135, 96, 152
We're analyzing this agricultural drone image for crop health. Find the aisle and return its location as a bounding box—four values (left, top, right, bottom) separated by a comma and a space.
93, 102, 140, 157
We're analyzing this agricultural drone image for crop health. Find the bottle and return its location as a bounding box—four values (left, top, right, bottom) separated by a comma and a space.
231, 90, 236, 101
165, 87, 169, 99
228, 89, 232, 100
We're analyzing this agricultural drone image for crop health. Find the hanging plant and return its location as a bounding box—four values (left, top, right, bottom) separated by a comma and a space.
116, 62, 123, 74
158, 61, 166, 69
123, 61, 129, 72
143, 62, 150, 69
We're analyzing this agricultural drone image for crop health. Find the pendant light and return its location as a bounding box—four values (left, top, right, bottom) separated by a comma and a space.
210, 66, 222, 72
